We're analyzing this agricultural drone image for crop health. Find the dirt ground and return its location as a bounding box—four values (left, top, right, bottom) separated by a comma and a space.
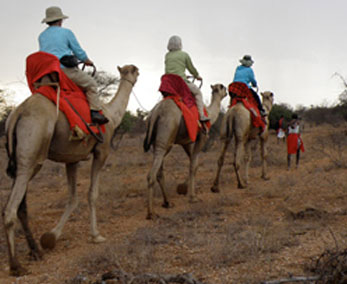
1, 123, 347, 284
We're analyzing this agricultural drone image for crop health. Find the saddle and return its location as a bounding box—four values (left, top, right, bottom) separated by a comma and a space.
228, 82, 265, 131
26, 51, 105, 142
159, 74, 210, 142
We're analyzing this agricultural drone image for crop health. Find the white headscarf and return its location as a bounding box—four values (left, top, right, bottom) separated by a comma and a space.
167, 35, 182, 51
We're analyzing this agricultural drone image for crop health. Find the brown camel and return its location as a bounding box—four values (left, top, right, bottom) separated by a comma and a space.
143, 84, 227, 219
3, 65, 139, 276
211, 91, 274, 191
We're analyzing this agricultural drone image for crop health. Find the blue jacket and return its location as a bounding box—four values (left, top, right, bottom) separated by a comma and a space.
233, 65, 257, 88
39, 26, 88, 62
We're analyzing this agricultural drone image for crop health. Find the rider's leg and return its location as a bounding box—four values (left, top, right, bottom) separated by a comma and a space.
62, 68, 109, 125
186, 82, 209, 122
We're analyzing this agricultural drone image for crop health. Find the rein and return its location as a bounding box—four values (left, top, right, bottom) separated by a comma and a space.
121, 78, 135, 86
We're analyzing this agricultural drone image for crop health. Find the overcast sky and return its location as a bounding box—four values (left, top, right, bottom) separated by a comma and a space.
1, 0, 347, 111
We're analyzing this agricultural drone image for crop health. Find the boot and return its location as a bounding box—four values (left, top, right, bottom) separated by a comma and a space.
91, 110, 109, 125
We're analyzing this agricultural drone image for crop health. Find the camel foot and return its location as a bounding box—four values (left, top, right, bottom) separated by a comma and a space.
40, 232, 56, 250
177, 183, 188, 195
92, 235, 106, 244
237, 183, 247, 189
262, 175, 270, 181
29, 248, 43, 261
162, 201, 174, 209
10, 262, 29, 277
146, 212, 159, 220
189, 196, 201, 203
210, 185, 220, 193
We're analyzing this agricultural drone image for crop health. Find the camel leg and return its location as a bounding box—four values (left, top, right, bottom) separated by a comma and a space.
89, 151, 108, 243
40, 162, 79, 249
244, 142, 252, 186
17, 193, 42, 260
234, 139, 247, 189
147, 148, 166, 219
176, 144, 193, 196
3, 172, 34, 276
260, 138, 270, 180
211, 137, 231, 193
157, 162, 171, 208
186, 136, 206, 203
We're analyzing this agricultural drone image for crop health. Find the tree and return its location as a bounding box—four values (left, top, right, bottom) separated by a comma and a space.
0, 88, 15, 137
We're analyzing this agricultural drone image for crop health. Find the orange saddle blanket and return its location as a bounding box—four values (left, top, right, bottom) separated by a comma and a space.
26, 51, 105, 139
159, 74, 210, 142
228, 82, 265, 130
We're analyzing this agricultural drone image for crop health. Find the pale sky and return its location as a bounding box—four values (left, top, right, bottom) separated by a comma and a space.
1, 0, 347, 111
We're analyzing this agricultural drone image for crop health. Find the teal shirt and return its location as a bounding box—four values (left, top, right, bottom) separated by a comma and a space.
39, 26, 88, 62
165, 50, 199, 82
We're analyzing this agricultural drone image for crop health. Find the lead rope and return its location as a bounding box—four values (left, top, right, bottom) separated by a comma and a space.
33, 82, 61, 117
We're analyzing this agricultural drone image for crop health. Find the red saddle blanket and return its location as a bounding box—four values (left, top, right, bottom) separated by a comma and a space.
159, 74, 210, 142
26, 51, 105, 138
228, 82, 265, 130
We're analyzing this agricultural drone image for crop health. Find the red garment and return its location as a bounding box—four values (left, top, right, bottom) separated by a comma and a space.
26, 51, 104, 135
287, 133, 305, 154
228, 82, 265, 130
159, 74, 210, 142
228, 82, 252, 98
276, 117, 284, 134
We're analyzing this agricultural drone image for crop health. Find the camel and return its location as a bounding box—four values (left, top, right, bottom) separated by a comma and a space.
3, 64, 139, 276
210, 91, 274, 191
143, 84, 227, 219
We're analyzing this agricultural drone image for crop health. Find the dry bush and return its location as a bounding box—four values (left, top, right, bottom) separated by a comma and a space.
313, 129, 347, 170
210, 215, 298, 267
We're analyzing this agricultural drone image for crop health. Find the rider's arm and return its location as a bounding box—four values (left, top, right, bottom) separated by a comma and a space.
185, 52, 200, 79
66, 29, 88, 62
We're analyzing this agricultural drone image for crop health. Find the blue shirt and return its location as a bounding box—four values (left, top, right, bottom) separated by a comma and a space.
233, 65, 257, 88
39, 26, 88, 62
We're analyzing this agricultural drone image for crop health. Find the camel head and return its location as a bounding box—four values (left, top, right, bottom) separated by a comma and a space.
261, 91, 274, 112
210, 84, 227, 100
117, 65, 139, 85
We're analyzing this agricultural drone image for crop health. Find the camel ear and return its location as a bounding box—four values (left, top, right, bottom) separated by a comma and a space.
270, 92, 274, 97
117, 66, 122, 73
211, 84, 213, 89
131, 65, 138, 74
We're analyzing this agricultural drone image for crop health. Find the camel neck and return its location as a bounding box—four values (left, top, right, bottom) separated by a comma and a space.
104, 79, 133, 126
207, 95, 223, 124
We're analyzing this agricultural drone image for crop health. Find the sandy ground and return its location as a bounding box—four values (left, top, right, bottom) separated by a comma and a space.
1, 124, 347, 283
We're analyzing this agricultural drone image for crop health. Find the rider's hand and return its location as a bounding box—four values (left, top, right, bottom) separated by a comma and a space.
196, 76, 203, 81
84, 59, 94, 66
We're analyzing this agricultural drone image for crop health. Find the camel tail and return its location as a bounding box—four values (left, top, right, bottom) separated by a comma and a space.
5, 108, 21, 179
143, 111, 159, 152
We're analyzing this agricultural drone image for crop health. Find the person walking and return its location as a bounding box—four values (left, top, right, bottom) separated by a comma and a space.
39, 6, 108, 125
286, 114, 305, 169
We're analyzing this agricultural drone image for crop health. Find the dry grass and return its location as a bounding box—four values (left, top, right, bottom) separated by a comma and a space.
1, 124, 347, 283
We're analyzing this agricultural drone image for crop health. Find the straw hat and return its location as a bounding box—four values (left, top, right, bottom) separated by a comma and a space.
239, 55, 254, 67
41, 6, 68, 23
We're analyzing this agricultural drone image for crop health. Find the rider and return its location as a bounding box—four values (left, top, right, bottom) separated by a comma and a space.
232, 55, 267, 116
38, 6, 109, 125
164, 35, 209, 122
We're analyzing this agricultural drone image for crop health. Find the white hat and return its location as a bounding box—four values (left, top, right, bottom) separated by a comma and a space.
41, 6, 68, 23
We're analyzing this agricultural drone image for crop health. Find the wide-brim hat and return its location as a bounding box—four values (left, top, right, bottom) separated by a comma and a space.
239, 55, 254, 67
41, 6, 68, 23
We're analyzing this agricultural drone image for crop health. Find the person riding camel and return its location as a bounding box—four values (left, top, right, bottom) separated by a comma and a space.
38, 6, 109, 125
164, 35, 209, 122
232, 55, 267, 117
